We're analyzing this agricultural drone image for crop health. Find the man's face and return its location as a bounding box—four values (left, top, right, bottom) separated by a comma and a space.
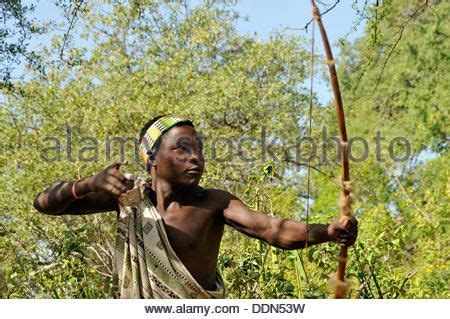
153, 125, 205, 187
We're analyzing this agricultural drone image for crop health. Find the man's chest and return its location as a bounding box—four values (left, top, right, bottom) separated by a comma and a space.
160, 205, 223, 252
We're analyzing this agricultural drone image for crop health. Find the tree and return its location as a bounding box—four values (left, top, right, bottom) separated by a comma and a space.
1, 0, 44, 88
1, 0, 448, 298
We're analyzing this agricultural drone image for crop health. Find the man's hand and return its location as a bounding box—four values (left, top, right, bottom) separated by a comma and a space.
34, 159, 134, 215
86, 160, 134, 197
327, 216, 358, 246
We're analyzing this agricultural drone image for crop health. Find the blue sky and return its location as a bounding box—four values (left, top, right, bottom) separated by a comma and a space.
235, 0, 363, 41
234, 1, 365, 103
27, 0, 366, 103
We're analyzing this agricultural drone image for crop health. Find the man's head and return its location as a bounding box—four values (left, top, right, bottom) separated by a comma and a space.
139, 115, 204, 187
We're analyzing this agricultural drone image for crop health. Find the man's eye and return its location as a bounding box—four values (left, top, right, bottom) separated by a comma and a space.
177, 145, 189, 152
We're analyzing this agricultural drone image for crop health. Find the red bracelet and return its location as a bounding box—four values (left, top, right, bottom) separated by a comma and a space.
72, 178, 85, 199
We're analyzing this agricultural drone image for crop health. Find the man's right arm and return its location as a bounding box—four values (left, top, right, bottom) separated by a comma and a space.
220, 190, 358, 248
33, 160, 133, 216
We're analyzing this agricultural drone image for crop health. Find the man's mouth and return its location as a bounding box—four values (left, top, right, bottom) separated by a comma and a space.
186, 167, 201, 175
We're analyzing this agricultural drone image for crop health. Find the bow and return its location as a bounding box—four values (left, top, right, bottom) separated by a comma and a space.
309, 0, 354, 298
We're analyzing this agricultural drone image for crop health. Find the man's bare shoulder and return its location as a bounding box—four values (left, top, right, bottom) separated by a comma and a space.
196, 187, 237, 211
200, 187, 235, 200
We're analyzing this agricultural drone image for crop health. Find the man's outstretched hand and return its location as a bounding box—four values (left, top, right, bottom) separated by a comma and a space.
86, 160, 134, 197
327, 216, 358, 246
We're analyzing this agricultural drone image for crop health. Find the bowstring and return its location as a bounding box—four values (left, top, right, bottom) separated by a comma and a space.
306, 18, 315, 249
300, 18, 315, 291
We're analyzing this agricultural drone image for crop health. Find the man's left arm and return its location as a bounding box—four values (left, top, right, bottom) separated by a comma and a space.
220, 191, 357, 249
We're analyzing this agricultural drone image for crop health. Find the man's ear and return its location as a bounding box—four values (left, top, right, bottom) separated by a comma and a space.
146, 152, 157, 172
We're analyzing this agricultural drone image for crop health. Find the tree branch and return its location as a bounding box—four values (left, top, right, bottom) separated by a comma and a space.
60, 0, 85, 61
371, 0, 429, 96
290, 0, 340, 32
393, 175, 432, 223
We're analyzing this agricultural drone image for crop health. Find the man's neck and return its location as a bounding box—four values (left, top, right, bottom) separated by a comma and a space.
152, 177, 189, 211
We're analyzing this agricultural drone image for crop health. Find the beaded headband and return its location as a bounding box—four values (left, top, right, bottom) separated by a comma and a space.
139, 115, 191, 166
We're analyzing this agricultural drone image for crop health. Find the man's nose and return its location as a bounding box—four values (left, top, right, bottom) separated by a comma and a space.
188, 151, 203, 165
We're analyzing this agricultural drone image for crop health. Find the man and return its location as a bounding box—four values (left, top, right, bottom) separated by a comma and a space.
34, 114, 358, 298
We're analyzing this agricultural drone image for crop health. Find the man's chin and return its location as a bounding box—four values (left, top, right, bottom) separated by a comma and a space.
179, 175, 201, 187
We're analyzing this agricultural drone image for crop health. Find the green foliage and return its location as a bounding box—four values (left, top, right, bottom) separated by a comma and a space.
1, 0, 43, 87
1, 0, 448, 299
334, 0, 449, 299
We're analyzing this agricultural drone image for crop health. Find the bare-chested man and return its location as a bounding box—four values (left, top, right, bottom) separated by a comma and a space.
34, 115, 357, 298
